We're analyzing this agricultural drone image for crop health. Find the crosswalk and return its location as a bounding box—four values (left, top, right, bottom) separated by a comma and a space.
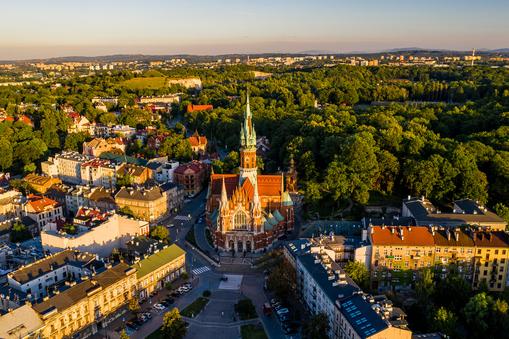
192, 266, 211, 275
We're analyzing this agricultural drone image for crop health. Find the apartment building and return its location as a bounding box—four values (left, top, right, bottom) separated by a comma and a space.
366, 225, 509, 292
0, 304, 45, 339
116, 163, 152, 185
284, 240, 411, 339
65, 185, 116, 215
80, 158, 118, 188
7, 250, 100, 300
402, 196, 507, 230
82, 137, 126, 157
134, 244, 186, 300
0, 189, 22, 221
173, 161, 208, 196
32, 263, 137, 339
23, 195, 63, 233
115, 186, 168, 222
41, 212, 149, 257
43, 151, 92, 185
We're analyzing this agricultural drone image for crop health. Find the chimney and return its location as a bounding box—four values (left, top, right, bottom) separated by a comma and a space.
391, 227, 395, 234
446, 229, 451, 241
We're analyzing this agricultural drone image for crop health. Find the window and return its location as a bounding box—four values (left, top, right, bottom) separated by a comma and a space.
233, 210, 248, 230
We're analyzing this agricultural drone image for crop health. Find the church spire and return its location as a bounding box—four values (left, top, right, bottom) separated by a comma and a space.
240, 92, 256, 149
220, 177, 228, 210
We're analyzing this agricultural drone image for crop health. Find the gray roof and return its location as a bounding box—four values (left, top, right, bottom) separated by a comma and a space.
298, 253, 359, 304
338, 294, 389, 338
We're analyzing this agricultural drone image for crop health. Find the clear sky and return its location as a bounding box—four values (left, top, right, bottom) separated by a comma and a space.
1, 0, 508, 60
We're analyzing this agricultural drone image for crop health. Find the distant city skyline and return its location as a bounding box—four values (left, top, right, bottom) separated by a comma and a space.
2, 0, 508, 60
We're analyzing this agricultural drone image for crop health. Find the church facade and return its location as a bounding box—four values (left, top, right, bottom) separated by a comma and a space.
205, 95, 294, 253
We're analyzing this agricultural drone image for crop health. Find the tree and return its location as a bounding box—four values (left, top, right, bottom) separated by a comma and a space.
161, 308, 187, 339
344, 261, 369, 290
117, 174, 133, 187
302, 313, 330, 339
416, 268, 434, 301
463, 292, 491, 336
0, 138, 13, 171
267, 258, 297, 302
119, 329, 130, 339
494, 203, 509, 227
10, 222, 32, 243
150, 225, 169, 242
128, 296, 141, 314
432, 307, 457, 338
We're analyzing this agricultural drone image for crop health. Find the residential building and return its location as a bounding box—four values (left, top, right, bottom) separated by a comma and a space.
32, 262, 137, 339
0, 189, 22, 221
366, 225, 509, 292
119, 236, 166, 264
0, 304, 45, 339
284, 240, 411, 339
205, 95, 294, 253
64, 185, 116, 215
188, 131, 208, 155
168, 78, 202, 90
174, 161, 208, 197
43, 151, 92, 185
67, 112, 92, 134
139, 94, 181, 104
23, 173, 61, 194
23, 195, 63, 233
82, 137, 126, 157
402, 196, 507, 230
80, 158, 118, 188
147, 158, 179, 183
41, 212, 149, 257
115, 186, 168, 222
7, 250, 100, 300
134, 244, 186, 300
116, 163, 152, 185
161, 182, 184, 213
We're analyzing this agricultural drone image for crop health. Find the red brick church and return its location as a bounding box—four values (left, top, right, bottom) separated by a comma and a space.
205, 95, 294, 253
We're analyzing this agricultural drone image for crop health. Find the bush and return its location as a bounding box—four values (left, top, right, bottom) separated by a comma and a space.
202, 290, 211, 297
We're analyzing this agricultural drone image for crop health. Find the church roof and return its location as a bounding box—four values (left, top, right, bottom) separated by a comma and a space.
210, 174, 283, 198
282, 191, 293, 206
273, 209, 284, 222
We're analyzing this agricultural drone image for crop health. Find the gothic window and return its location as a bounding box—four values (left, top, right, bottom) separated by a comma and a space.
233, 210, 248, 230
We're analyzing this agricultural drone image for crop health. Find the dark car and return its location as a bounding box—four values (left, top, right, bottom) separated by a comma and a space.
165, 297, 175, 304
220, 276, 228, 281
126, 321, 140, 331
160, 301, 169, 307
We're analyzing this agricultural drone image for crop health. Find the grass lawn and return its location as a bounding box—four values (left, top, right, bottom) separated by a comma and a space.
121, 76, 167, 89
181, 297, 209, 318
241, 324, 268, 339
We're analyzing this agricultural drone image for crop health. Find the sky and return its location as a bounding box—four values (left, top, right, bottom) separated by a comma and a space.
1, 0, 508, 60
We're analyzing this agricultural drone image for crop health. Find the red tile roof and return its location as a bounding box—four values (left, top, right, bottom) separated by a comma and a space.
174, 161, 208, 175
370, 226, 435, 246
26, 195, 60, 213
188, 132, 207, 147
187, 104, 213, 113
210, 174, 283, 198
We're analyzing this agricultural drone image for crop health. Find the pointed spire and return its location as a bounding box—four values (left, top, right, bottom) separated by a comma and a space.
220, 177, 228, 208
245, 90, 251, 120
253, 180, 260, 208
280, 172, 285, 195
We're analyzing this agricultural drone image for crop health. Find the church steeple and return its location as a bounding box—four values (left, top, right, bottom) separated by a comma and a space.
220, 177, 228, 211
239, 92, 258, 185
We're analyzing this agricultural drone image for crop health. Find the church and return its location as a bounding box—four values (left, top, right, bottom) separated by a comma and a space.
205, 95, 294, 253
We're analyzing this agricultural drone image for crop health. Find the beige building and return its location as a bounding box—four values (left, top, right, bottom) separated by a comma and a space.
82, 137, 126, 157
117, 163, 152, 185
32, 263, 137, 339
134, 244, 186, 300
41, 213, 149, 257
367, 225, 509, 292
0, 304, 45, 339
115, 186, 168, 222
0, 189, 22, 221
80, 158, 118, 188
23, 195, 64, 233
43, 151, 92, 185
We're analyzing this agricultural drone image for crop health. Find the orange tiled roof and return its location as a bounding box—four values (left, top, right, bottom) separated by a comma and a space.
188, 132, 207, 147
187, 104, 213, 113
26, 195, 60, 213
370, 226, 435, 246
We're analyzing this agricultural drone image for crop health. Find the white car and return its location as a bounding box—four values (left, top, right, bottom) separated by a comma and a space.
153, 303, 166, 311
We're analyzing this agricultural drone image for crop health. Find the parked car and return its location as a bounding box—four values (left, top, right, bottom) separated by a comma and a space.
276, 308, 289, 316
279, 313, 291, 322
220, 276, 228, 281
154, 303, 166, 311
165, 297, 175, 304
126, 321, 140, 331
263, 303, 273, 316
270, 298, 279, 306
